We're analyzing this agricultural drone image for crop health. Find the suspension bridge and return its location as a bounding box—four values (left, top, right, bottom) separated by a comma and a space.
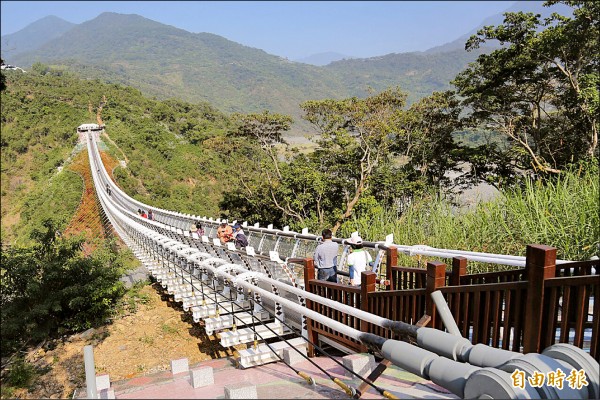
79, 125, 598, 399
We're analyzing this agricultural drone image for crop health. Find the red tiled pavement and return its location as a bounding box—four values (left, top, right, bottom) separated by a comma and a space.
109, 356, 457, 399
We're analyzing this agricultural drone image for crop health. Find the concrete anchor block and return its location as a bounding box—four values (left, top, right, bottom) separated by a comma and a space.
224, 382, 258, 399
98, 388, 115, 399
283, 346, 306, 366
342, 353, 376, 378
95, 374, 110, 391
171, 357, 189, 375
189, 366, 214, 388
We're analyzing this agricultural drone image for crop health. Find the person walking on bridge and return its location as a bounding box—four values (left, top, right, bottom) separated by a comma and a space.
314, 229, 339, 283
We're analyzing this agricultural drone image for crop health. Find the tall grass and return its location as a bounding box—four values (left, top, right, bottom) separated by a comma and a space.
340, 163, 599, 263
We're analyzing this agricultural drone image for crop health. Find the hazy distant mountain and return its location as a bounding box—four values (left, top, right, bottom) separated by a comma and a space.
326, 48, 486, 104
1, 15, 75, 59
295, 52, 354, 66
425, 1, 573, 53
5, 12, 486, 130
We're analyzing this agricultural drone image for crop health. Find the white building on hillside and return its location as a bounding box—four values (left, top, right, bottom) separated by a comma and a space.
77, 123, 104, 142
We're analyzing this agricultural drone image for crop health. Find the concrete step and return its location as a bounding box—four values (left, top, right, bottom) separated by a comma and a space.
162, 279, 183, 290
143, 262, 162, 272
172, 282, 227, 298
167, 282, 191, 293
177, 287, 225, 304
154, 271, 176, 282
219, 322, 289, 347
192, 300, 251, 322
204, 310, 271, 336
238, 337, 307, 368
181, 291, 230, 311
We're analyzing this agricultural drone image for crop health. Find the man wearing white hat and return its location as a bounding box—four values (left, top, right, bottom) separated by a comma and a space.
347, 235, 372, 286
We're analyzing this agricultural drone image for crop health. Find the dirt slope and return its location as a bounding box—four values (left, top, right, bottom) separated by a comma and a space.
11, 283, 241, 399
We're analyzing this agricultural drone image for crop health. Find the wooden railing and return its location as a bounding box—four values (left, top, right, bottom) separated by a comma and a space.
297, 245, 599, 361
302, 261, 364, 354
458, 268, 526, 285
555, 259, 598, 277
389, 266, 428, 289
364, 284, 426, 341
442, 281, 528, 351
540, 274, 599, 358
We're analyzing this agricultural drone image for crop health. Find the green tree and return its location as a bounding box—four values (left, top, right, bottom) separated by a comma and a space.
453, 1, 599, 176
301, 88, 407, 232
219, 112, 293, 224
225, 89, 464, 232
0, 220, 126, 355
395, 90, 464, 189
232, 111, 293, 178
30, 62, 50, 76
0, 58, 6, 92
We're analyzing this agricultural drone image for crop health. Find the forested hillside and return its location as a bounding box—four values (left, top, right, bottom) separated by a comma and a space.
7, 12, 481, 129
8, 13, 347, 125
3, 2, 579, 133
326, 48, 487, 104
0, 67, 237, 244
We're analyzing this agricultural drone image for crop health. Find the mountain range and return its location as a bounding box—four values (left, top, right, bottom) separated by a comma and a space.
1, 15, 75, 59
294, 52, 354, 66
2, 2, 569, 132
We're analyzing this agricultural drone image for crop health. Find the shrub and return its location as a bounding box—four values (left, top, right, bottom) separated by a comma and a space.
340, 161, 599, 263
0, 220, 126, 356
5, 359, 37, 388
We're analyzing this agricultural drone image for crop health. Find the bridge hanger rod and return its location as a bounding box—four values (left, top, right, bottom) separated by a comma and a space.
190, 265, 321, 391
184, 258, 395, 399
241, 288, 398, 399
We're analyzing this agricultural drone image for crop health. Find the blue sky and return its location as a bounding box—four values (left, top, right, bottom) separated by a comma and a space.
1, 1, 515, 59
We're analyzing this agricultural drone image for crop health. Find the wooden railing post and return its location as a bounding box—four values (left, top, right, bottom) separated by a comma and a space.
451, 256, 467, 286
302, 258, 318, 357
360, 271, 377, 351
449, 257, 467, 329
386, 246, 397, 291
523, 244, 556, 354
426, 261, 447, 328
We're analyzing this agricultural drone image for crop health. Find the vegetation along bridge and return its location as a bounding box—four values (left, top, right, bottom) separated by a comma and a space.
85, 127, 599, 399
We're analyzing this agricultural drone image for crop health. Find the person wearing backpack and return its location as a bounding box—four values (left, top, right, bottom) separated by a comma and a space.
347, 235, 372, 286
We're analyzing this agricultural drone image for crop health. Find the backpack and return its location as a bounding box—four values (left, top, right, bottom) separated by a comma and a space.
235, 233, 249, 248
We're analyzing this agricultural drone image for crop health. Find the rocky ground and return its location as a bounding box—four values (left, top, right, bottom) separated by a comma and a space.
2, 282, 244, 399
